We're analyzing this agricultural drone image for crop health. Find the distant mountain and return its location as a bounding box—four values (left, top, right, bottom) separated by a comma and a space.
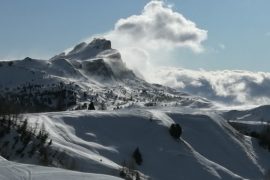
0, 38, 211, 113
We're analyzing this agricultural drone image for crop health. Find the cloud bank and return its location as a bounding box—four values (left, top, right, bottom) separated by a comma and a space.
154, 67, 270, 105
82, 0, 270, 106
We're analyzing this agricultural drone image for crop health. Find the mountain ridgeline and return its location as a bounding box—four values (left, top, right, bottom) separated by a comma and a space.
0, 38, 211, 113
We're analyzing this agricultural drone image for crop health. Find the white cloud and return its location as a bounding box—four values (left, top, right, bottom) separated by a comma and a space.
84, 0, 208, 79
107, 0, 207, 52
152, 67, 270, 105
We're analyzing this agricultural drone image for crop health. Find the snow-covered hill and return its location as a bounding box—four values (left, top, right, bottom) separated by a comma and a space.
222, 105, 270, 123
8, 109, 266, 179
220, 105, 270, 146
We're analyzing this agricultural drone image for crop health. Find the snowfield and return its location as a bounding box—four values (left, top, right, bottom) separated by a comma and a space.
1, 38, 270, 179
0, 156, 122, 180
17, 108, 269, 179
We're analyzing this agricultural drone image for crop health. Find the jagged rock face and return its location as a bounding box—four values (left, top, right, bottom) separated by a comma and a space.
68, 42, 87, 55
54, 38, 112, 61
51, 38, 137, 81
82, 59, 115, 81
81, 58, 136, 81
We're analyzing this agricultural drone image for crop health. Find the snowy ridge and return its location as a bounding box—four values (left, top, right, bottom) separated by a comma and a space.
53, 38, 112, 61
18, 109, 270, 179
222, 105, 270, 123
0, 38, 212, 113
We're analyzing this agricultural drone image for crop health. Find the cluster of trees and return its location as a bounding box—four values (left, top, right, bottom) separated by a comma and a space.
229, 121, 270, 152
74, 101, 96, 111
249, 126, 270, 151
0, 61, 14, 67
0, 109, 52, 163
0, 82, 78, 113
0, 107, 79, 169
0, 81, 130, 113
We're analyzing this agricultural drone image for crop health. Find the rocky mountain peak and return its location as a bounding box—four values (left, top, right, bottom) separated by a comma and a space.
52, 38, 112, 61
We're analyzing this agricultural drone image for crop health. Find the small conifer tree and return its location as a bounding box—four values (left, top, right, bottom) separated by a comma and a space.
133, 147, 143, 165
169, 123, 182, 139
88, 101, 95, 110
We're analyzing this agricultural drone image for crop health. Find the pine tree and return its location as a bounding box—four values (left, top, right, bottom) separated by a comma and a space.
133, 147, 143, 165
19, 119, 28, 135
100, 101, 107, 110
169, 123, 182, 139
88, 101, 95, 110
38, 124, 48, 145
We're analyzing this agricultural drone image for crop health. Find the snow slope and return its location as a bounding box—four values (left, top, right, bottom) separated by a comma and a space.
0, 156, 122, 180
222, 105, 270, 123
19, 108, 270, 179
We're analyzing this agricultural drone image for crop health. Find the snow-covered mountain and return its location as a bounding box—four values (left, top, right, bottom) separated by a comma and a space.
1, 38, 270, 180
0, 38, 211, 113
51, 38, 137, 81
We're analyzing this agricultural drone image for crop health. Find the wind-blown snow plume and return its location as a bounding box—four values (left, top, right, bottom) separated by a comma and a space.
154, 67, 270, 105
85, 0, 207, 75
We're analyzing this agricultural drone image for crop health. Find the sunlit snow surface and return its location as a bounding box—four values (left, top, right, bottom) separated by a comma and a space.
1, 39, 270, 179
0, 156, 121, 180
11, 108, 268, 180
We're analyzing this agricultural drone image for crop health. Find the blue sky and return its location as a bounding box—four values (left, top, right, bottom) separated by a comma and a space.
0, 0, 270, 71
